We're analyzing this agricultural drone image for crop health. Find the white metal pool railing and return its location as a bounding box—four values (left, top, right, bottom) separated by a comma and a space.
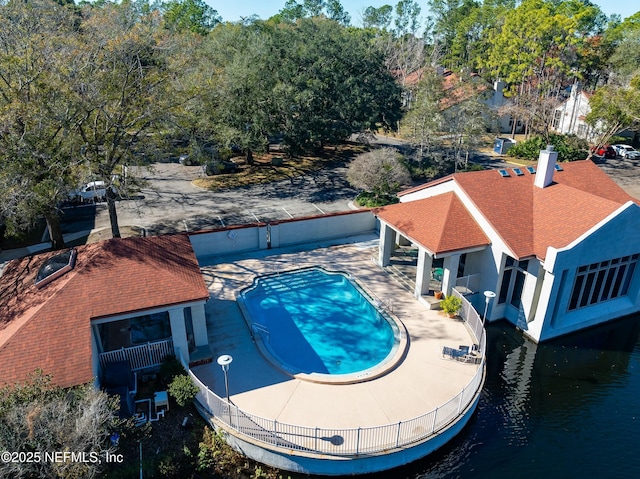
347, 270, 395, 314
455, 274, 482, 294
179, 292, 486, 457
184, 359, 483, 456
451, 289, 486, 354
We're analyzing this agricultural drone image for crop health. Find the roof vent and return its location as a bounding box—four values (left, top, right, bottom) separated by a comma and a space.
498, 169, 510, 177
35, 249, 77, 288
512, 168, 524, 176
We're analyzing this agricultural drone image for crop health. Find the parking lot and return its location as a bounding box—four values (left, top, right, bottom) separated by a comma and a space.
92, 159, 359, 236
86, 146, 640, 239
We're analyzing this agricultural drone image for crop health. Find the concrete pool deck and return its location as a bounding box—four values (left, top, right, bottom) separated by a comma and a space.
194, 233, 481, 432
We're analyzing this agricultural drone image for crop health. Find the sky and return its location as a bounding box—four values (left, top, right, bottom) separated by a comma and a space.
210, 1, 639, 26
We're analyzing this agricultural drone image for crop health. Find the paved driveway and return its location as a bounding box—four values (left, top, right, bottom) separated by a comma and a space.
94, 160, 358, 235
90, 137, 640, 237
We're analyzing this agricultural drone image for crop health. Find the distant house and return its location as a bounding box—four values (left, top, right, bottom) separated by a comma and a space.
0, 235, 210, 391
487, 79, 525, 135
551, 84, 597, 141
374, 149, 640, 342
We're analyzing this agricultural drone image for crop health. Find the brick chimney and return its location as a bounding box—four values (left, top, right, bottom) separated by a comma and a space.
534, 145, 558, 189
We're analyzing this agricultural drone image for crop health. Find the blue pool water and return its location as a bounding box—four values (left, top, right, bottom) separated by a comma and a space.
240, 268, 397, 375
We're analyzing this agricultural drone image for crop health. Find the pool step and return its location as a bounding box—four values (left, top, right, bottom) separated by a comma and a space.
258, 269, 341, 295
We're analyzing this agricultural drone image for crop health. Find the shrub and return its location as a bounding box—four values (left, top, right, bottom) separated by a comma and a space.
168, 374, 199, 408
507, 134, 589, 162
159, 354, 186, 388
354, 191, 399, 207
440, 295, 463, 316
347, 147, 411, 198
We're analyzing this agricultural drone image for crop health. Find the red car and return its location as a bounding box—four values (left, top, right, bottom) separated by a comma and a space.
592, 145, 617, 159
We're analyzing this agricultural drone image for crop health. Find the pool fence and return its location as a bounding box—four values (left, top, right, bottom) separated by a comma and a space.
179, 289, 485, 456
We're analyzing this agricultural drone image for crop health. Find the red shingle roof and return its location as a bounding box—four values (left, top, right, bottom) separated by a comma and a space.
394, 160, 636, 260
375, 192, 490, 255
0, 234, 209, 388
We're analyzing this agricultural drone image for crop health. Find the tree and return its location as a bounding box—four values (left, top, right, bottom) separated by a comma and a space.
0, 371, 121, 479
481, 0, 581, 137
361, 4, 393, 30
444, 97, 494, 170
162, 0, 221, 35
72, 2, 173, 238
279, 0, 307, 22
326, 0, 350, 25
0, 0, 84, 249
608, 28, 640, 80
394, 0, 421, 36
201, 22, 280, 164
347, 147, 411, 199
276, 18, 402, 154
585, 27, 640, 152
402, 67, 446, 161
586, 77, 640, 154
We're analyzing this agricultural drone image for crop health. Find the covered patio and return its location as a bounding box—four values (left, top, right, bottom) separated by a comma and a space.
374, 192, 491, 308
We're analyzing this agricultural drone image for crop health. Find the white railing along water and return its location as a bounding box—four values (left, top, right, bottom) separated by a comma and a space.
454, 273, 482, 295
451, 289, 486, 354
179, 289, 486, 457
99, 339, 174, 371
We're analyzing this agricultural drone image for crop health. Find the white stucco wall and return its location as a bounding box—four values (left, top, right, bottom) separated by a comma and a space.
189, 211, 377, 259
526, 203, 640, 342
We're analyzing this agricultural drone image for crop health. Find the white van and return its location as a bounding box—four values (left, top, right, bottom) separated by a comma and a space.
69, 181, 112, 203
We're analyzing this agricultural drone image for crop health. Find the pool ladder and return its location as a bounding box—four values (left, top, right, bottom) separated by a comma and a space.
251, 323, 270, 342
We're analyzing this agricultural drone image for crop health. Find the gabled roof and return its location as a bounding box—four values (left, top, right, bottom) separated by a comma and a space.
374, 192, 490, 255
0, 234, 209, 388
395, 160, 637, 260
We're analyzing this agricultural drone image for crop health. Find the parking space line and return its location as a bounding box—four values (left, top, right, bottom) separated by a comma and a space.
312, 203, 325, 214
282, 207, 294, 219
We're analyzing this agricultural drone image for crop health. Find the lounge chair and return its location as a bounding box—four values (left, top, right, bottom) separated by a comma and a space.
442, 346, 467, 360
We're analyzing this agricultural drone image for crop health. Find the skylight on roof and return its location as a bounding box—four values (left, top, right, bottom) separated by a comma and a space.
512, 168, 524, 176
526, 166, 536, 174
554, 163, 564, 171
498, 169, 510, 177
35, 249, 77, 288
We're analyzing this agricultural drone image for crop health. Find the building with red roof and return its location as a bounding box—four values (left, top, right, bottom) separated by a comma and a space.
374, 148, 640, 342
0, 234, 210, 392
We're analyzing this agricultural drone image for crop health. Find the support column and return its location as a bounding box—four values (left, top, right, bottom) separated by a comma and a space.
169, 308, 190, 363
442, 254, 461, 296
414, 248, 433, 298
190, 304, 209, 347
378, 223, 396, 267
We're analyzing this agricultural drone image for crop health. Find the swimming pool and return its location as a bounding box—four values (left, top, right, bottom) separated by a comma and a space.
237, 267, 406, 382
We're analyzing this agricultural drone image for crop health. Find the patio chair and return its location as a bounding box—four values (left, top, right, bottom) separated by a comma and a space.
432, 267, 444, 282
442, 346, 467, 360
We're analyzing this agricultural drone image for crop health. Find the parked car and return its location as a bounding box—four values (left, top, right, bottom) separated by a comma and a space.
205, 159, 238, 176
592, 145, 616, 159
612, 144, 640, 159
69, 181, 116, 203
